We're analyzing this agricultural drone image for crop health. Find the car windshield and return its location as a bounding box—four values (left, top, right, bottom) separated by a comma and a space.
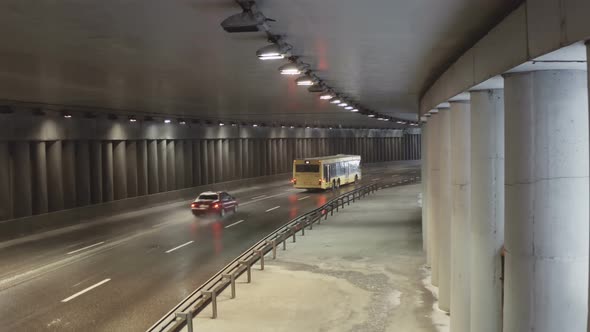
198, 194, 218, 201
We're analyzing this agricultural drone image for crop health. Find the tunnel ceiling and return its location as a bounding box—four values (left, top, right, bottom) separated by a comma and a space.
0, 0, 519, 128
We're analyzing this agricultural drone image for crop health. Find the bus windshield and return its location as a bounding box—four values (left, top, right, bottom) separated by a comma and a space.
295, 164, 320, 173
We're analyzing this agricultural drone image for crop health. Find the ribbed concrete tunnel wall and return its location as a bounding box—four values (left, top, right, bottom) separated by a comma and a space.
0, 113, 421, 222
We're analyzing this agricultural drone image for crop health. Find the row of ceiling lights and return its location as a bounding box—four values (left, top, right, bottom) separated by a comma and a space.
226, 1, 417, 127
254, 37, 416, 124
0, 106, 413, 129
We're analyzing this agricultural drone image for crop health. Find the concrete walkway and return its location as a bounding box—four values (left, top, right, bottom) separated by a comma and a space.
185, 184, 448, 332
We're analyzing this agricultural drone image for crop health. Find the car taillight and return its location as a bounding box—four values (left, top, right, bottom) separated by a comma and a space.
318, 178, 323, 184
213, 203, 220, 209
291, 178, 297, 184
190, 203, 197, 208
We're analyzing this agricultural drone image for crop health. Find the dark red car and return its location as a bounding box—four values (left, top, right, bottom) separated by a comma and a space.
190, 191, 238, 217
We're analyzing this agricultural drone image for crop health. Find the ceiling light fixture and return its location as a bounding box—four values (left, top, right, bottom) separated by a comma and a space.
278, 62, 309, 75
344, 106, 353, 110
295, 75, 315, 86
252, 123, 258, 127
330, 99, 341, 104
219, 122, 225, 126
368, 114, 375, 118
164, 119, 171, 124
62, 111, 72, 119
338, 102, 348, 107
350, 108, 359, 112
179, 119, 186, 125
129, 116, 137, 123
256, 43, 292, 60
319, 92, 334, 100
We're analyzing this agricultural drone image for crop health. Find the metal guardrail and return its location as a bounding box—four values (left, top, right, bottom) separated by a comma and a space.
147, 175, 420, 332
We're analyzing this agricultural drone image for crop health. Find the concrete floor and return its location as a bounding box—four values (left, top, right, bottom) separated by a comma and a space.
187, 184, 449, 332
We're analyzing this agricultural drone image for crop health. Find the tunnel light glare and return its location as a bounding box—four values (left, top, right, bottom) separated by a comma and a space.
289, 126, 294, 129
319, 94, 334, 100
252, 124, 258, 127
296, 75, 315, 86
344, 106, 353, 110
259, 54, 284, 60
338, 103, 348, 107
350, 109, 359, 112
164, 119, 171, 124
396, 121, 403, 124
330, 99, 341, 104
368, 114, 375, 118
129, 117, 137, 123
281, 69, 300, 75
219, 122, 225, 126
179, 121, 186, 125
63, 114, 72, 119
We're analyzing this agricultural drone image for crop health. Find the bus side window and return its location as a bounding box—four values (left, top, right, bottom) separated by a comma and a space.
324, 165, 330, 182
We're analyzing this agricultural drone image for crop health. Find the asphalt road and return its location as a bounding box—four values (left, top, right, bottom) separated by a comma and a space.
0, 162, 419, 332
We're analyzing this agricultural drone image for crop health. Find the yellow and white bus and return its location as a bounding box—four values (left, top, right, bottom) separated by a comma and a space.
291, 155, 361, 190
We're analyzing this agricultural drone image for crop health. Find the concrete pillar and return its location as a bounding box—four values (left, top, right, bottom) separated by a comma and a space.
32, 142, 48, 214
237, 139, 243, 179
75, 141, 91, 207
184, 140, 193, 187
102, 141, 114, 202
47, 140, 64, 211
62, 141, 76, 209
450, 100, 471, 332
207, 140, 215, 183
241, 139, 248, 178
228, 139, 236, 180
469, 89, 504, 332
175, 140, 185, 189
157, 140, 167, 192
90, 141, 103, 204
200, 140, 209, 185
216, 139, 223, 182
137, 140, 148, 196
503, 70, 589, 332
147, 140, 159, 194
126, 141, 138, 198
222, 139, 229, 181
437, 106, 452, 311
192, 140, 201, 186
421, 126, 428, 254
113, 141, 127, 200
13, 142, 32, 218
166, 140, 176, 190
0, 142, 11, 220
427, 113, 440, 284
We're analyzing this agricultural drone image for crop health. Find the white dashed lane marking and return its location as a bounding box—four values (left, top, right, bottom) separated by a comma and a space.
61, 278, 111, 303
225, 220, 245, 229
165, 241, 194, 254
265, 206, 280, 213
67, 242, 105, 255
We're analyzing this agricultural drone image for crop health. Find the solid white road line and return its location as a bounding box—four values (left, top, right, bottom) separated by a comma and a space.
225, 220, 245, 229
61, 278, 111, 303
67, 242, 105, 255
165, 241, 194, 254
250, 195, 267, 200
265, 206, 281, 212
297, 196, 310, 201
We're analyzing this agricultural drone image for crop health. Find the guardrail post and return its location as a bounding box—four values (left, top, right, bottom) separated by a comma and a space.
223, 274, 236, 299
254, 249, 264, 270
283, 238, 287, 250
202, 291, 217, 319
239, 260, 251, 283
300, 222, 305, 236
347, 195, 350, 206
292, 230, 296, 243
175, 312, 193, 332
336, 199, 339, 212
272, 240, 277, 259
330, 203, 334, 216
